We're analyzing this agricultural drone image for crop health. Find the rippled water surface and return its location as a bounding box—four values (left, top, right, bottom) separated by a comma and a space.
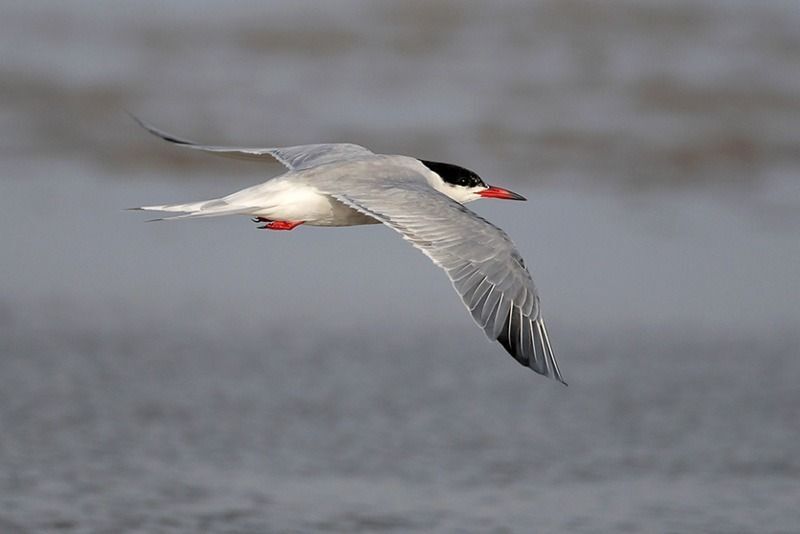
2, 1, 800, 532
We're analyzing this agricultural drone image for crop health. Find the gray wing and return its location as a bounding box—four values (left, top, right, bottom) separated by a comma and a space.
325, 179, 565, 384
130, 114, 374, 171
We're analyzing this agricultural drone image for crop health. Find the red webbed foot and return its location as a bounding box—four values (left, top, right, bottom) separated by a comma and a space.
251, 217, 304, 231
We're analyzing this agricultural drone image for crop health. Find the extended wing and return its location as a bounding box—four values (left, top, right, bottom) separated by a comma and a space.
321, 177, 565, 384
130, 114, 374, 171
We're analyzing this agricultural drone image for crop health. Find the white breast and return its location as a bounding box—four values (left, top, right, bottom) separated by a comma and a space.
226, 179, 377, 226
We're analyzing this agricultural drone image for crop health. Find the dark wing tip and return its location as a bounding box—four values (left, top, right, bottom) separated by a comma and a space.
496, 308, 567, 385
126, 111, 196, 146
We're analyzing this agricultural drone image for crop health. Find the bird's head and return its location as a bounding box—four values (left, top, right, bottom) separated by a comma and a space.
419, 160, 526, 204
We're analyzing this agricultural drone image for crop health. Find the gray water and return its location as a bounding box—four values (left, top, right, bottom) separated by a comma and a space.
2, 1, 800, 532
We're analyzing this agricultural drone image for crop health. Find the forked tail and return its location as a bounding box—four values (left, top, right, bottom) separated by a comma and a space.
131, 198, 253, 221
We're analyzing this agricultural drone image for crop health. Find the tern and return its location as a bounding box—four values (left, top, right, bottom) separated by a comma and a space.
131, 117, 565, 384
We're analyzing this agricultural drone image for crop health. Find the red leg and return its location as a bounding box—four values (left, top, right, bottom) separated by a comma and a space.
267, 221, 304, 231
266, 220, 304, 231
251, 217, 304, 231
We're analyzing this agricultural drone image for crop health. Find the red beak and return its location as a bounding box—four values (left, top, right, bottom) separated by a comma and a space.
478, 186, 527, 201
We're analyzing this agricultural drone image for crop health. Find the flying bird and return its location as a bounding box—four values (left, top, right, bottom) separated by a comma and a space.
131, 116, 565, 384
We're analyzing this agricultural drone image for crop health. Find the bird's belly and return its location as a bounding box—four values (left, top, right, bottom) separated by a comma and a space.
252, 185, 378, 227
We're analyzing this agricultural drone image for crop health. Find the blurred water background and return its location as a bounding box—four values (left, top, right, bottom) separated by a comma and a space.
1, 1, 799, 532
